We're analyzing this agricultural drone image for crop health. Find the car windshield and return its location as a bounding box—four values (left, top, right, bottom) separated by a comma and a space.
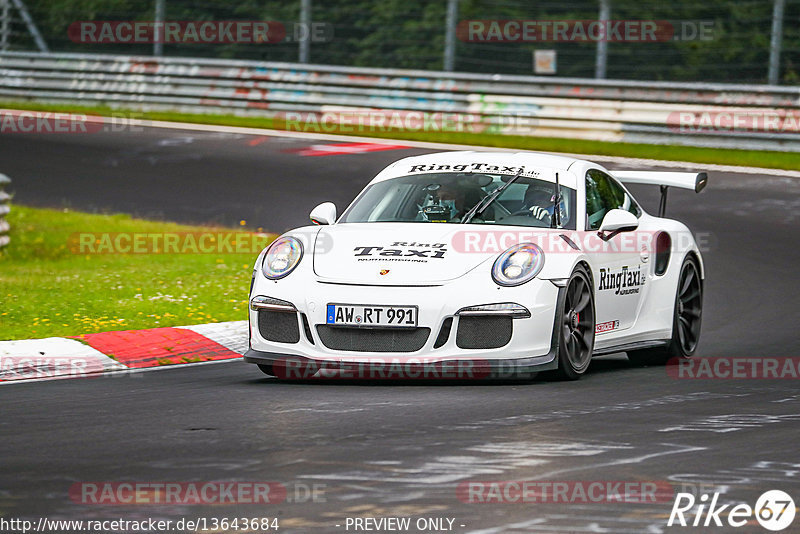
340, 172, 576, 229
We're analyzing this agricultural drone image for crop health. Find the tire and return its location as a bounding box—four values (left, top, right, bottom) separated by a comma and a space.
553, 265, 596, 380
627, 256, 702, 366
257, 363, 276, 376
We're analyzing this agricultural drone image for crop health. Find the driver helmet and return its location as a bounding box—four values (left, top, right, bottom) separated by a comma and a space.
524, 184, 555, 209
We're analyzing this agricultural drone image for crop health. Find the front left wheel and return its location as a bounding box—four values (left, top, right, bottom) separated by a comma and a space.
554, 266, 596, 380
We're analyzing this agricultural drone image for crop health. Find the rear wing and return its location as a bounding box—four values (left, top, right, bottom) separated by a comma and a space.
611, 171, 708, 217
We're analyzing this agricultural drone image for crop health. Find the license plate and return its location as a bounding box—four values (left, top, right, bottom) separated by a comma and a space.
326, 304, 418, 327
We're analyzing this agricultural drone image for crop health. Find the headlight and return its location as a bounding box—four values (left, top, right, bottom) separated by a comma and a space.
262, 236, 303, 279
491, 243, 544, 286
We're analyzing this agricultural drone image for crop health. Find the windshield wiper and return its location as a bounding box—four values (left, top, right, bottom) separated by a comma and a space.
462, 166, 524, 224
550, 172, 562, 228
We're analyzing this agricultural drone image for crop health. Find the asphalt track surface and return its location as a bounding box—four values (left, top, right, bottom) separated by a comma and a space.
2, 126, 800, 533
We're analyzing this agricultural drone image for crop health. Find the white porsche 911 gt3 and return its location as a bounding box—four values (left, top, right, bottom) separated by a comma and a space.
245, 151, 706, 380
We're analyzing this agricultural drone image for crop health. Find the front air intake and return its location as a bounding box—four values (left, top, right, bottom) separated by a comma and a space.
258, 310, 300, 344
456, 316, 512, 349
316, 326, 430, 352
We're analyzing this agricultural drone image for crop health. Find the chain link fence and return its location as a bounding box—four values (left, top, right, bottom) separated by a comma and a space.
1, 0, 799, 84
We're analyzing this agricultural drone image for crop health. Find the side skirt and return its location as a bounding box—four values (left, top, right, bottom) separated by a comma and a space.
592, 340, 670, 356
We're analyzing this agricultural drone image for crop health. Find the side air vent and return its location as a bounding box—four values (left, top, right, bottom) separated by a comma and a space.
301, 313, 315, 345
655, 231, 671, 276
433, 318, 453, 348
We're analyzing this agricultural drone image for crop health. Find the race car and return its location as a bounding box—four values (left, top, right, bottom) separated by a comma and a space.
244, 151, 706, 380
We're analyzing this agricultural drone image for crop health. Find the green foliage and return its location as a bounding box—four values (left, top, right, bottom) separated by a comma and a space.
0, 205, 273, 340
16, 0, 800, 83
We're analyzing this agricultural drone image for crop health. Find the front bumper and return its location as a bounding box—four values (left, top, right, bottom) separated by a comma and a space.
243, 349, 558, 379
246, 268, 565, 377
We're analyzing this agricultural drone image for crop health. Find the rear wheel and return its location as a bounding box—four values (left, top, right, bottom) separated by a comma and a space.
257, 363, 276, 376
627, 256, 702, 366
554, 266, 596, 380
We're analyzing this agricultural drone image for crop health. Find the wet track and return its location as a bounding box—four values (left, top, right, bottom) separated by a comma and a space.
2, 126, 800, 532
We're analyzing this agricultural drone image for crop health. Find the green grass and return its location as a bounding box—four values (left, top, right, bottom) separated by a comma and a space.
2, 100, 800, 170
0, 205, 274, 341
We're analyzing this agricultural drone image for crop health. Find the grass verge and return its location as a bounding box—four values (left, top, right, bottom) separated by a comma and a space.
0, 205, 274, 341
2, 101, 799, 171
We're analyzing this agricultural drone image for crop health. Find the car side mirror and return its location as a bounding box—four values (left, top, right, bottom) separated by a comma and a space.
310, 202, 337, 225
598, 209, 638, 239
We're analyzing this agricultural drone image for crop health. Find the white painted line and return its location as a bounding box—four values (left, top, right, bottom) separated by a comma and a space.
125, 117, 800, 178
177, 320, 248, 355
0, 337, 127, 382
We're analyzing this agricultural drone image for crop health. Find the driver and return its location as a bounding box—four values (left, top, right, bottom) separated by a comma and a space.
436, 183, 465, 219
440, 182, 485, 221
419, 177, 488, 222
523, 185, 556, 223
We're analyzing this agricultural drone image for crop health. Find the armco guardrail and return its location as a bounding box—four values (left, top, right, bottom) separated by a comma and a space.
1, 51, 800, 151
0, 174, 10, 249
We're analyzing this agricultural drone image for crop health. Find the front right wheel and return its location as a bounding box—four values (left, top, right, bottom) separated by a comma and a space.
627, 256, 702, 366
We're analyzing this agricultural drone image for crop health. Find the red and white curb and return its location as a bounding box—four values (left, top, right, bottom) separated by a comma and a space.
0, 320, 247, 384
290, 141, 410, 157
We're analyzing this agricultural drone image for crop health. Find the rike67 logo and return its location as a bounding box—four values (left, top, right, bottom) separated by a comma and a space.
668, 490, 795, 531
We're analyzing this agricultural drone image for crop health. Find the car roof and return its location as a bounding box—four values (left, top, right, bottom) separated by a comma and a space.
372, 151, 589, 188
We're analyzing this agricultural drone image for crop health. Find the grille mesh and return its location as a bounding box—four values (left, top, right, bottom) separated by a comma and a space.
258, 310, 300, 344
456, 316, 513, 349
316, 325, 430, 352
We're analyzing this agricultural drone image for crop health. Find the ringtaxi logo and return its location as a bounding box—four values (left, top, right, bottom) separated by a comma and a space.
668, 490, 795, 531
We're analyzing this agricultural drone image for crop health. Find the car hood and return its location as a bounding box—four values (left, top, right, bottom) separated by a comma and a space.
312, 223, 496, 285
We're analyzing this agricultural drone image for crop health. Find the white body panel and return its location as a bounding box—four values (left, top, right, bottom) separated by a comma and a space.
247, 151, 705, 371
611, 170, 708, 192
